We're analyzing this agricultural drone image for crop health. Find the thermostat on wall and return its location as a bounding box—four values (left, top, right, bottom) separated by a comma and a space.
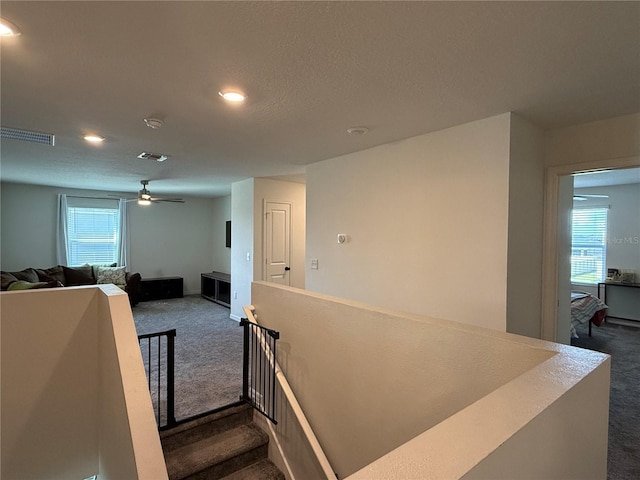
337, 234, 347, 244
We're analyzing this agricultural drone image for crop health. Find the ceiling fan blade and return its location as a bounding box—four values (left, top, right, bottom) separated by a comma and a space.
150, 197, 185, 203
108, 194, 137, 200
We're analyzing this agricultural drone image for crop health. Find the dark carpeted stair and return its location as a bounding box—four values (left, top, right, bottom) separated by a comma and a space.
160, 403, 284, 480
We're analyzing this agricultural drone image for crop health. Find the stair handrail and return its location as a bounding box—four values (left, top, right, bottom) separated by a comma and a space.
138, 328, 177, 429
243, 305, 336, 480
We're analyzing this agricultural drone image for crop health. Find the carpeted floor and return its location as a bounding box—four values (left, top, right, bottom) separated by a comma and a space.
572, 319, 640, 480
133, 295, 243, 422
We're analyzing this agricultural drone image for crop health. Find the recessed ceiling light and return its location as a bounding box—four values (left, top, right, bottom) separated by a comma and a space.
218, 91, 246, 103
84, 134, 105, 143
0, 18, 21, 37
347, 126, 369, 135
144, 117, 164, 129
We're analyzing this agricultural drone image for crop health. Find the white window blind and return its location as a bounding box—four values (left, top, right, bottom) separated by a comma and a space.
67, 206, 120, 266
571, 207, 608, 284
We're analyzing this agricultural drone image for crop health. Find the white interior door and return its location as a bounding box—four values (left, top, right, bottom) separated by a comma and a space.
264, 201, 291, 285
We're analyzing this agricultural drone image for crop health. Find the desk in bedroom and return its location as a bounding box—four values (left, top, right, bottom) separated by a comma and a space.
598, 282, 640, 323
201, 272, 231, 307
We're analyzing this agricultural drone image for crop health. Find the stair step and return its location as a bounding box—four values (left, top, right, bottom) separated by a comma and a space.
164, 423, 269, 480
161, 403, 253, 454
220, 458, 285, 480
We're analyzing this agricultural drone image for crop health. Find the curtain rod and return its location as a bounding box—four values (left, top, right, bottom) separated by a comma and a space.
65, 195, 122, 200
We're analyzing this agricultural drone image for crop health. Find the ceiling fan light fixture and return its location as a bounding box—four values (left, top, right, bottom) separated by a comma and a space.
137, 198, 151, 206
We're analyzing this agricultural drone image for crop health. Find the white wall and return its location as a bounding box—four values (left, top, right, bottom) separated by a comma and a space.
545, 113, 640, 167
210, 195, 231, 273
1, 288, 99, 479
0, 182, 228, 295
251, 282, 610, 480
97, 287, 168, 480
230, 177, 306, 320
506, 115, 545, 337
231, 178, 255, 320
1, 286, 167, 480
253, 178, 306, 288
306, 113, 512, 331
600, 183, 640, 276
0, 183, 58, 268
128, 195, 216, 294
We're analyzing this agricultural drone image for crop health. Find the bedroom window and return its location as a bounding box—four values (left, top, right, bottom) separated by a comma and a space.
571, 207, 608, 284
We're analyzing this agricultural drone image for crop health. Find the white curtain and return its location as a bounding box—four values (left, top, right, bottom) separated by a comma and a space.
56, 194, 69, 265
117, 198, 129, 267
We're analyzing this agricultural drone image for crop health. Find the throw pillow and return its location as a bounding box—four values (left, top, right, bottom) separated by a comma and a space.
10, 268, 40, 283
36, 266, 66, 286
1, 271, 18, 290
92, 263, 117, 279
94, 266, 126, 286
1, 268, 41, 290
7, 280, 50, 290
62, 264, 95, 286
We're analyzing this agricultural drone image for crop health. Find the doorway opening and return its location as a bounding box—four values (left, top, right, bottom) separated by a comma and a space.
542, 158, 640, 343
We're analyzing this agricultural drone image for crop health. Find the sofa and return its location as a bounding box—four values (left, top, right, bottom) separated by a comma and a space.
1, 264, 141, 306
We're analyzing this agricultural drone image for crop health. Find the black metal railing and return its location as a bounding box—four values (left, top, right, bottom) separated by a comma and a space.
240, 318, 279, 424
138, 329, 177, 430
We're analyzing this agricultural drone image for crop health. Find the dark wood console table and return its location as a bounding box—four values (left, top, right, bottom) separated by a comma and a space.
201, 272, 231, 307
139, 276, 183, 301
598, 282, 640, 323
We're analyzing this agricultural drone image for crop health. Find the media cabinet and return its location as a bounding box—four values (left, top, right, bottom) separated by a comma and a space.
139, 276, 183, 301
201, 271, 231, 307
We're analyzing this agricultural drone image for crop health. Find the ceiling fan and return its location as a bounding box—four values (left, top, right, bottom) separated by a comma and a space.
573, 194, 609, 201
125, 180, 185, 205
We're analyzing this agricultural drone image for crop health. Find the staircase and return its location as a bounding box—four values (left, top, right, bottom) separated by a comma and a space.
160, 403, 285, 480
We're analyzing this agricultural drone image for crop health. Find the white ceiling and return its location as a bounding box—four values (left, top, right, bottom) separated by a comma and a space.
1, 1, 639, 198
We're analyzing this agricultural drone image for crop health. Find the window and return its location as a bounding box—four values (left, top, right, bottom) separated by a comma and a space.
57, 195, 128, 267
67, 205, 120, 266
571, 207, 608, 284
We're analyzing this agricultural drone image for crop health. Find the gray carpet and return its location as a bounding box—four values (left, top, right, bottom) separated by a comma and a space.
133, 295, 243, 422
572, 320, 640, 480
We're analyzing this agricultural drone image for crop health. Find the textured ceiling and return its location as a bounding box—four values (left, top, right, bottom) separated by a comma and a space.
1, 1, 639, 197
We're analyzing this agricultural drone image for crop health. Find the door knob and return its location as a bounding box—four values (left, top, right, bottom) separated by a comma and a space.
284, 266, 290, 271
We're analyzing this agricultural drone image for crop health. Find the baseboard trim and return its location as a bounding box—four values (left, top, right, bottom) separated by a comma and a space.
230, 313, 242, 322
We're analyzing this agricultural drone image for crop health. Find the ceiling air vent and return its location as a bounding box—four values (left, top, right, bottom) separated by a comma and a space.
1, 126, 55, 146
137, 152, 168, 162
